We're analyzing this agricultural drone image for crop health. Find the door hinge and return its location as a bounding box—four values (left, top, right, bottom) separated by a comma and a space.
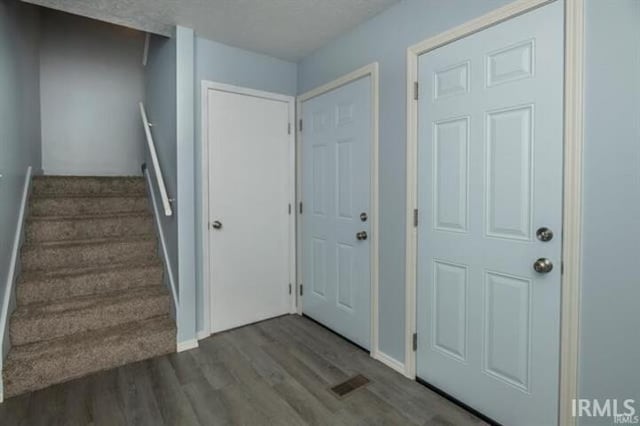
288, 203, 292, 215
561, 261, 564, 274
413, 81, 419, 101
299, 119, 303, 132
413, 208, 419, 227
300, 284, 304, 296
299, 202, 303, 214
288, 122, 292, 135
289, 283, 292, 295
412, 333, 418, 351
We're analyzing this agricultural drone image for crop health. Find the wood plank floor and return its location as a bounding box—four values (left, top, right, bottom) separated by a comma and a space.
0, 315, 486, 425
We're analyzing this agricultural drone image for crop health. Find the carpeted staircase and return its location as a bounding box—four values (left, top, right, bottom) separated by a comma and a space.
2, 176, 176, 398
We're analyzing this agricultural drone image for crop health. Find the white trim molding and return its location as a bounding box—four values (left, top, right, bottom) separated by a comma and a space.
0, 166, 33, 403
177, 338, 199, 353
197, 330, 210, 340
408, 0, 553, 59
143, 165, 179, 310
296, 63, 381, 362
559, 1, 585, 425
404, 0, 583, 423
375, 350, 406, 376
200, 81, 297, 339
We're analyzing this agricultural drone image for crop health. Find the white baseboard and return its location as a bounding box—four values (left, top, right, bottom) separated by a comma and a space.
197, 330, 210, 340
177, 339, 199, 352
372, 350, 408, 376
0, 166, 34, 404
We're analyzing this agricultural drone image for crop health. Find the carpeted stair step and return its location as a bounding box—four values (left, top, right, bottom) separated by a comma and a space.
21, 236, 157, 271
32, 176, 146, 197
26, 213, 154, 242
3, 175, 176, 399
10, 286, 172, 346
17, 261, 164, 305
3, 315, 175, 398
30, 195, 149, 217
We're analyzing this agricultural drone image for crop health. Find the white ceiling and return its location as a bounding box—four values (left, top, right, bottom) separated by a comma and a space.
23, 0, 400, 61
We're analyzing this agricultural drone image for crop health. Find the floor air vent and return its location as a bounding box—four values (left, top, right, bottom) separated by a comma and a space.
330, 374, 370, 397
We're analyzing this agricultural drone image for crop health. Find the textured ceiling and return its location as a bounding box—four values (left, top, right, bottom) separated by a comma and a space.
22, 0, 400, 61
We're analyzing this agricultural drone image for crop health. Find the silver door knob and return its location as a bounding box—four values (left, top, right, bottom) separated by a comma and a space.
533, 258, 553, 273
212, 220, 222, 230
356, 231, 368, 241
536, 227, 554, 242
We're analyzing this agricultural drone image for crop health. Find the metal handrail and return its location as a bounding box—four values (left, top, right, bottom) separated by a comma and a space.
139, 102, 173, 216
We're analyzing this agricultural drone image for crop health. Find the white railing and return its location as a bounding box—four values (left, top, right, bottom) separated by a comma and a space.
143, 166, 179, 309
139, 102, 173, 216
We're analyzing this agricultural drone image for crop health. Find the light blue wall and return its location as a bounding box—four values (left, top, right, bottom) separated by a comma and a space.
175, 26, 197, 343
196, 37, 297, 97
143, 32, 181, 334
39, 10, 146, 176
579, 0, 640, 422
297, 0, 511, 363
145, 27, 198, 344
0, 0, 41, 359
194, 36, 297, 334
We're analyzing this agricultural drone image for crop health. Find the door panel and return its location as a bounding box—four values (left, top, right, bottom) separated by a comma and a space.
301, 76, 372, 349
208, 89, 291, 334
432, 260, 468, 362
486, 105, 533, 240
434, 117, 469, 232
483, 271, 532, 391
416, 2, 563, 425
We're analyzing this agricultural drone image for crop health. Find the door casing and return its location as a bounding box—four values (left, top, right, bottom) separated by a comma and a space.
404, 1, 584, 425
296, 63, 387, 366
200, 81, 297, 339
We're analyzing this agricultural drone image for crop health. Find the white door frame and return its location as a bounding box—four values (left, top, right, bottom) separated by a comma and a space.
296, 63, 386, 366
200, 80, 297, 338
404, 1, 584, 425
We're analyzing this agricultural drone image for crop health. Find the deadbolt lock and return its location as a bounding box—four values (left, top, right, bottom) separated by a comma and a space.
536, 227, 554, 242
211, 220, 222, 230
360, 212, 368, 222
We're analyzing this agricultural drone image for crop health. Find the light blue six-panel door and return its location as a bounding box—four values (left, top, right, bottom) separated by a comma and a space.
416, 2, 564, 425
301, 76, 372, 349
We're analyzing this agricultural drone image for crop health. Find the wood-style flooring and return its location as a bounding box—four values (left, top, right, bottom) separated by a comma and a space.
0, 314, 486, 425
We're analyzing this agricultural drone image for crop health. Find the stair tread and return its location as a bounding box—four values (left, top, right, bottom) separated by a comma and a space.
3, 315, 175, 398
12, 285, 170, 315
22, 234, 155, 250
32, 176, 144, 184
33, 176, 144, 179
27, 212, 152, 222
19, 260, 163, 282
32, 193, 148, 200
32, 176, 146, 196
29, 195, 150, 219
5, 315, 174, 361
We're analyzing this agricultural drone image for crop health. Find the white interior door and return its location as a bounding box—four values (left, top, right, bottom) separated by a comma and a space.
301, 76, 372, 349
208, 87, 292, 334
416, 2, 563, 425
